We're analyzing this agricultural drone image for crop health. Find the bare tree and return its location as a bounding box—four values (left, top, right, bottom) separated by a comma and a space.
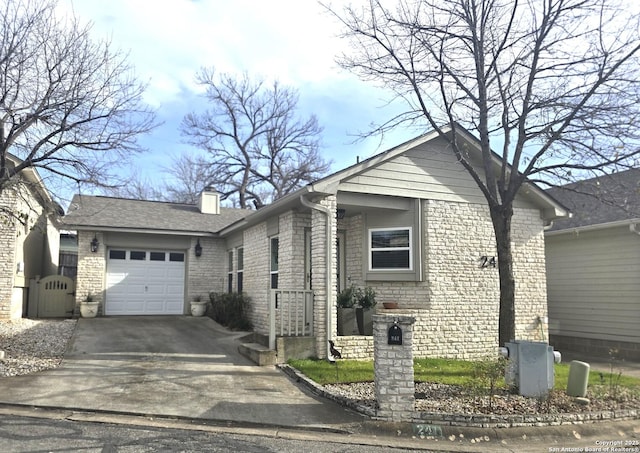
181, 68, 330, 209
329, 0, 640, 345
162, 153, 217, 205
0, 0, 156, 216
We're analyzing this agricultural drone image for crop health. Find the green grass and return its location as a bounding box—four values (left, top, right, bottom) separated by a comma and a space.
288, 357, 640, 391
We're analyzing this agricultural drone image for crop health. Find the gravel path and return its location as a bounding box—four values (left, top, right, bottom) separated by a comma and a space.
2, 319, 638, 417
0, 319, 76, 377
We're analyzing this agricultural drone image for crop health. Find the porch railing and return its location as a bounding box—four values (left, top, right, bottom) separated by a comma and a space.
269, 289, 314, 350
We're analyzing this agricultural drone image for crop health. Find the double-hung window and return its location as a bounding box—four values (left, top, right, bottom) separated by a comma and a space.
369, 227, 412, 271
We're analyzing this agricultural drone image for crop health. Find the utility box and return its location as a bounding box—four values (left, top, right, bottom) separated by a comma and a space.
502, 341, 561, 397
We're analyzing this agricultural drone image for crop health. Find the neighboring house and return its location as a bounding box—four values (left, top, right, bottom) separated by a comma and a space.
63, 127, 568, 361
545, 168, 640, 360
0, 154, 60, 319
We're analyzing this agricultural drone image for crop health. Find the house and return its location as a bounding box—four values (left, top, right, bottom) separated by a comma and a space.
0, 154, 60, 319
63, 127, 568, 361
545, 168, 640, 360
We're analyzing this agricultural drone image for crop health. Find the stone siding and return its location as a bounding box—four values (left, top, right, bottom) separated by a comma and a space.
0, 190, 18, 319
310, 195, 337, 359
332, 336, 374, 360
1, 184, 52, 319
75, 231, 107, 315
187, 237, 226, 302
339, 199, 549, 360
242, 221, 270, 333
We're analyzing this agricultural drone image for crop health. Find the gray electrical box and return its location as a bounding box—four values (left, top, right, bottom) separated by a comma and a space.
503, 341, 560, 397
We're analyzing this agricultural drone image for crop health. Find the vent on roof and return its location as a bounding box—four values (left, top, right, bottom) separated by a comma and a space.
199, 186, 220, 215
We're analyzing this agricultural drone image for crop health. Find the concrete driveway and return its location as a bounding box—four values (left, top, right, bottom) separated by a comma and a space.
0, 317, 365, 429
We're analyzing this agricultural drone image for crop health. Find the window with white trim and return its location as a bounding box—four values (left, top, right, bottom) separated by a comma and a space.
270, 237, 279, 289
236, 247, 244, 293
369, 227, 412, 270
227, 250, 233, 293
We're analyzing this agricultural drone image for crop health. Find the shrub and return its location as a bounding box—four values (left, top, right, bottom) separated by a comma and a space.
209, 292, 253, 330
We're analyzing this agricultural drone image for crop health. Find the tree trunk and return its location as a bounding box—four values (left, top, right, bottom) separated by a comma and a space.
490, 204, 516, 347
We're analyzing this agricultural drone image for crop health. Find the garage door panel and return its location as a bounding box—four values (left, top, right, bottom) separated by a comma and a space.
106, 248, 185, 316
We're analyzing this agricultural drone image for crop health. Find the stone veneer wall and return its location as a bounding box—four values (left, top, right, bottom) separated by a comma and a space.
511, 207, 549, 342
310, 195, 337, 359
75, 231, 106, 314
1, 184, 51, 319
340, 199, 549, 360
242, 221, 270, 333
187, 236, 226, 301
0, 190, 18, 319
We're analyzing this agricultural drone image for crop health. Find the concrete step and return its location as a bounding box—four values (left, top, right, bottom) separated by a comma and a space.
238, 342, 277, 366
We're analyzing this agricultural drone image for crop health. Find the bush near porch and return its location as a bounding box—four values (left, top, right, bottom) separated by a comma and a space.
209, 292, 253, 331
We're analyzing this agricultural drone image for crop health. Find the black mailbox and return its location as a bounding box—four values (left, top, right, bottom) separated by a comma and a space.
388, 324, 403, 345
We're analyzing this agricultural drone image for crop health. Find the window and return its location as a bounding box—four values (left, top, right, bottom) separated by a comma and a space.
109, 250, 126, 260
237, 247, 244, 293
169, 252, 184, 262
369, 227, 412, 270
270, 237, 279, 289
150, 252, 166, 261
130, 251, 146, 260
227, 250, 233, 293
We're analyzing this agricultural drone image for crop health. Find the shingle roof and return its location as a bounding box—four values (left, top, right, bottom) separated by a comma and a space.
546, 168, 640, 231
62, 195, 250, 235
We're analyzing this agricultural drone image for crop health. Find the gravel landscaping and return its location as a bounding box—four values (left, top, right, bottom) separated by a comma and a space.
325, 381, 640, 416
0, 319, 76, 377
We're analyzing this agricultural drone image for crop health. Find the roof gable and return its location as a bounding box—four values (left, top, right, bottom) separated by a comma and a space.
310, 126, 567, 219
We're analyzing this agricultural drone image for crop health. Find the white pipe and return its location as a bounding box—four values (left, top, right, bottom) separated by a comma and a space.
630, 223, 640, 235
300, 194, 333, 361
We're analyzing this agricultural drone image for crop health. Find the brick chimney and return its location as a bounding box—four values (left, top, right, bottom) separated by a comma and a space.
198, 186, 220, 214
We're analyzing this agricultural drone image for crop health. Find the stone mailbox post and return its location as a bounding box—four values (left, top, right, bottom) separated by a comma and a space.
373, 313, 416, 422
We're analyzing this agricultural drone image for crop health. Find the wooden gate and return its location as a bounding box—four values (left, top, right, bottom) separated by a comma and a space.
31, 275, 75, 318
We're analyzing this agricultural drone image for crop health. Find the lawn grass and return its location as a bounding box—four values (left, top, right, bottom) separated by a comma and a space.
288, 357, 640, 391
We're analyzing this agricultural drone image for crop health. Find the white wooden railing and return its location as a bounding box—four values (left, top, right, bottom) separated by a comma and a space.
269, 289, 314, 349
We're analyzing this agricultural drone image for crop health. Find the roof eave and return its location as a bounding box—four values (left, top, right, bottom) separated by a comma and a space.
67, 225, 218, 237
545, 218, 640, 236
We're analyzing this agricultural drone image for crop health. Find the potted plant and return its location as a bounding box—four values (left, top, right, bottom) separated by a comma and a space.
336, 286, 357, 336
190, 295, 208, 317
355, 286, 377, 335
80, 293, 99, 318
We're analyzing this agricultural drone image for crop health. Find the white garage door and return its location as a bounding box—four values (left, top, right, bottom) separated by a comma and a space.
106, 249, 185, 315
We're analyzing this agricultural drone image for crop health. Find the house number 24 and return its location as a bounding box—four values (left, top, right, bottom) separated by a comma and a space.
479, 256, 496, 268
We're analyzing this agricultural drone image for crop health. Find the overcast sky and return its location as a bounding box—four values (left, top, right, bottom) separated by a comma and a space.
56, 0, 413, 190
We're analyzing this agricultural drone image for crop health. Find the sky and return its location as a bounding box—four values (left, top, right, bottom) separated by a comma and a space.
55, 0, 414, 193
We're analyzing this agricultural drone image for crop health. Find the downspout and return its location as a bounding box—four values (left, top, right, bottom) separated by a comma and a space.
300, 193, 334, 361
630, 223, 640, 236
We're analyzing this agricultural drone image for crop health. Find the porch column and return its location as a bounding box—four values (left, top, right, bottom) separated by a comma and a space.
310, 194, 337, 359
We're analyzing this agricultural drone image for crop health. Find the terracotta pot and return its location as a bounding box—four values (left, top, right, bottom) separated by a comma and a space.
383, 302, 399, 309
